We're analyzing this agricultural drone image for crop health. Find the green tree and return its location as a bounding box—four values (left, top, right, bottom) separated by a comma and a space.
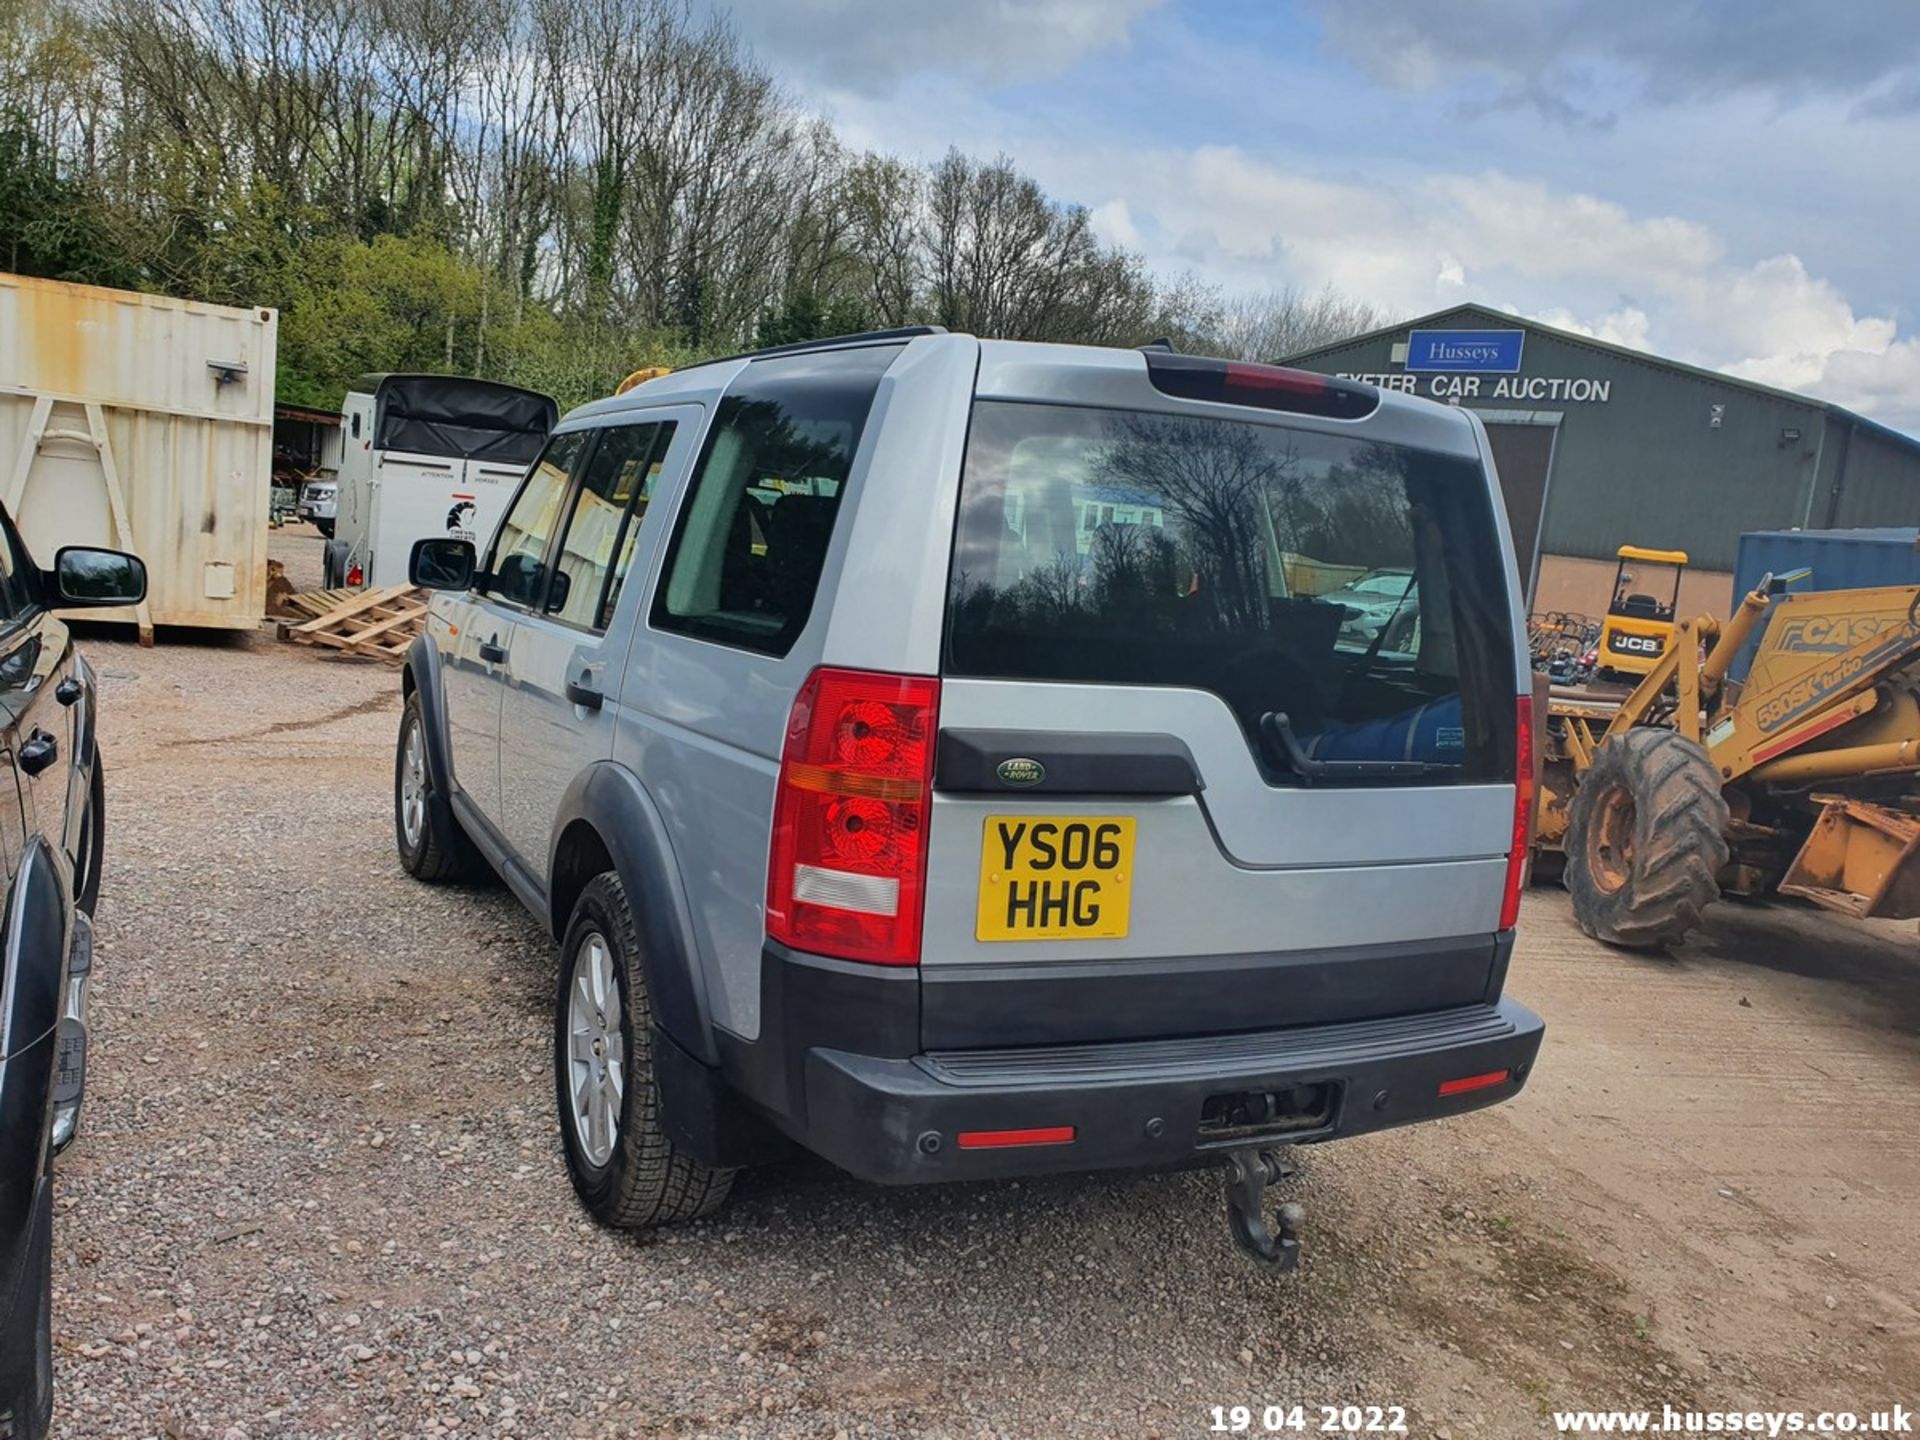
0, 125, 136, 285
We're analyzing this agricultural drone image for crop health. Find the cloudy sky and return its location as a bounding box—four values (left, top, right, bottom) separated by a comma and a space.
721, 0, 1920, 434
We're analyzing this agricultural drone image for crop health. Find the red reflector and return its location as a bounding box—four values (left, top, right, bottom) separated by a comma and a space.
766, 667, 939, 966
346, 562, 364, 587
1438, 1069, 1510, 1098
1499, 695, 1535, 931
955, 1126, 1076, 1150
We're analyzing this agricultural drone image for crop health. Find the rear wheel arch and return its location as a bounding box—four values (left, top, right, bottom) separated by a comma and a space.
549, 764, 720, 1065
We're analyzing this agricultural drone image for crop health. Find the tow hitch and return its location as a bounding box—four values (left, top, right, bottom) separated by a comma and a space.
1224, 1146, 1305, 1271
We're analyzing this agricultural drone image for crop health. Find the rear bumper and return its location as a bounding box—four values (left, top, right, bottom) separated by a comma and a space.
802, 997, 1542, 1183
721, 945, 1543, 1185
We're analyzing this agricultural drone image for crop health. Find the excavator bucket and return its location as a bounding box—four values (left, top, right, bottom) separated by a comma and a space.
1778, 796, 1920, 920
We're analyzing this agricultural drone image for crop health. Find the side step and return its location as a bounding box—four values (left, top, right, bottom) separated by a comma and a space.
52, 910, 93, 1153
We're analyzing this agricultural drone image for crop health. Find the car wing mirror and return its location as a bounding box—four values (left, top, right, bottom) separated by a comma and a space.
50, 546, 147, 607
410, 537, 477, 591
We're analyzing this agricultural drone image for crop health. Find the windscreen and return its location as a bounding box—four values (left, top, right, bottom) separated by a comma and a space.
943, 402, 1517, 785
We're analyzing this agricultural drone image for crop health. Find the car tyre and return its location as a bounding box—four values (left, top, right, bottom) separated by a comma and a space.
1566, 727, 1728, 949
1, 1196, 53, 1440
394, 693, 477, 882
554, 873, 734, 1229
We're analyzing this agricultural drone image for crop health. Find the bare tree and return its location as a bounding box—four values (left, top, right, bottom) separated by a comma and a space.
1204, 283, 1392, 363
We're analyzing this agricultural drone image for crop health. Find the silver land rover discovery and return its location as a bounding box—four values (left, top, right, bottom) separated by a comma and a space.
395, 327, 1544, 1268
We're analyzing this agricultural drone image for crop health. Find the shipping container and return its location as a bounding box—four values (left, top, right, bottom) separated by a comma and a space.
1728, 527, 1920, 681
0, 271, 277, 637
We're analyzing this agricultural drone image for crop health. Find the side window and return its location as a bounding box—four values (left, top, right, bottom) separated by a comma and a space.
488, 430, 590, 608
544, 420, 675, 631
0, 517, 35, 627
652, 345, 899, 656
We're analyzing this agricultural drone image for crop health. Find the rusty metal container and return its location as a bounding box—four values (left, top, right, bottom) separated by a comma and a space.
0, 272, 277, 636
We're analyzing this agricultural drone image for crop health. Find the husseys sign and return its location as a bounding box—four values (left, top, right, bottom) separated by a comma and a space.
1336, 327, 1614, 404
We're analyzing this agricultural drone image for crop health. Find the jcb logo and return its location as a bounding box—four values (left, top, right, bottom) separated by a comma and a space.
1609, 632, 1663, 655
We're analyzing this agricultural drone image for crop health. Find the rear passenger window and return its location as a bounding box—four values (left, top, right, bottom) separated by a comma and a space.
651, 346, 899, 656
545, 421, 674, 631
490, 430, 589, 608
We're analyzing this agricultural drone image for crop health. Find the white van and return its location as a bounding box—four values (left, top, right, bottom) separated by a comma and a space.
327, 374, 557, 589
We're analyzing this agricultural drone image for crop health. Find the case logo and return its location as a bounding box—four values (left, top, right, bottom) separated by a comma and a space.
996, 757, 1046, 787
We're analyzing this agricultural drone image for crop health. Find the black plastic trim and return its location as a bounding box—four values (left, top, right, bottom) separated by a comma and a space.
919, 935, 1499, 1049
402, 637, 458, 833
548, 762, 723, 1066
717, 942, 920, 1132
800, 995, 1543, 1185
935, 729, 1203, 796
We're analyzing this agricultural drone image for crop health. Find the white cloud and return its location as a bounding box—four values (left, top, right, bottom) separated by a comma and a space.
1088, 199, 1140, 251
721, 0, 1165, 97
1535, 307, 1653, 351
1028, 142, 1919, 431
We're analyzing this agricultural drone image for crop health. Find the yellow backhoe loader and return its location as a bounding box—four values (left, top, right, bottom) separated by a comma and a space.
1537, 574, 1920, 947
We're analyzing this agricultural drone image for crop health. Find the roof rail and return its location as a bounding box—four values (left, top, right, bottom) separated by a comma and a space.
682, 325, 949, 373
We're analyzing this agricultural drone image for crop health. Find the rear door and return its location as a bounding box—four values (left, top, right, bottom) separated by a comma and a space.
922, 374, 1523, 1046
496, 409, 695, 874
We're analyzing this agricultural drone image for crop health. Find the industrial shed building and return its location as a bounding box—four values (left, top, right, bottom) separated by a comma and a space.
1286, 303, 1920, 616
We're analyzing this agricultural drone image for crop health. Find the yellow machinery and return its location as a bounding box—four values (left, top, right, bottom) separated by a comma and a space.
1538, 575, 1920, 946
614, 366, 673, 395
1595, 545, 1688, 680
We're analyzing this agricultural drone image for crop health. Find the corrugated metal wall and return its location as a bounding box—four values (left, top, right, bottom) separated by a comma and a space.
0, 273, 276, 630
1289, 309, 1920, 574
1828, 427, 1920, 529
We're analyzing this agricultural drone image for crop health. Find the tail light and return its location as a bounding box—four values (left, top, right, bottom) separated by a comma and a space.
767, 667, 939, 965
347, 562, 364, 587
1499, 695, 1535, 931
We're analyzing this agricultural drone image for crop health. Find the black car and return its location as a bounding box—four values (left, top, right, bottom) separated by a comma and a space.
0, 512, 144, 1440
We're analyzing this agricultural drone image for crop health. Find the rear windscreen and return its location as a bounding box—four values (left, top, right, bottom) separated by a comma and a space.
944, 402, 1517, 785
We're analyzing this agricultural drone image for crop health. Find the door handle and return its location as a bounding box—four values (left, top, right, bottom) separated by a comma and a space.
479, 638, 507, 665
55, 677, 82, 707
19, 728, 57, 776
565, 674, 604, 711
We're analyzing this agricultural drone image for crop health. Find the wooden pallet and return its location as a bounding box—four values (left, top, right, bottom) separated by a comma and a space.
278, 586, 360, 622
279, 585, 426, 663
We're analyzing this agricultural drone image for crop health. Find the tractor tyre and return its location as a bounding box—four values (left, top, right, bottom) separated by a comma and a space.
1565, 727, 1729, 950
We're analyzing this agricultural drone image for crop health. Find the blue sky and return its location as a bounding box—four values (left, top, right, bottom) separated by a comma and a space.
722, 0, 1920, 433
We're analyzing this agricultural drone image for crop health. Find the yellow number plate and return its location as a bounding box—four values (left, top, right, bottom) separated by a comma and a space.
976, 816, 1135, 941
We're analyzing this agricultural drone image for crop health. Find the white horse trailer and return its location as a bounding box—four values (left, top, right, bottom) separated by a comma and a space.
329, 374, 556, 590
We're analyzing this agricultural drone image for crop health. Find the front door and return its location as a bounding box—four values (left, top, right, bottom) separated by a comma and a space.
0, 516, 73, 862
497, 411, 693, 875
438, 429, 592, 832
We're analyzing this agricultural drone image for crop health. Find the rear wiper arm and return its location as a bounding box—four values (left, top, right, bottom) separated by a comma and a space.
1258, 711, 1456, 786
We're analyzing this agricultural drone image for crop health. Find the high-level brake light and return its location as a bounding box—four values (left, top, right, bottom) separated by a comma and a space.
1143, 351, 1380, 420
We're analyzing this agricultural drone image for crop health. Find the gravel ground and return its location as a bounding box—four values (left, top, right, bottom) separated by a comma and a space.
44, 529, 1920, 1438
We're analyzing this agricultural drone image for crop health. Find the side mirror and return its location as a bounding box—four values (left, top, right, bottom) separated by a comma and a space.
410, 537, 476, 591
50, 547, 147, 607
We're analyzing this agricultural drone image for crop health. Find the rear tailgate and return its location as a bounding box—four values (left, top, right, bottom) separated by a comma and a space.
922, 373, 1522, 1047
